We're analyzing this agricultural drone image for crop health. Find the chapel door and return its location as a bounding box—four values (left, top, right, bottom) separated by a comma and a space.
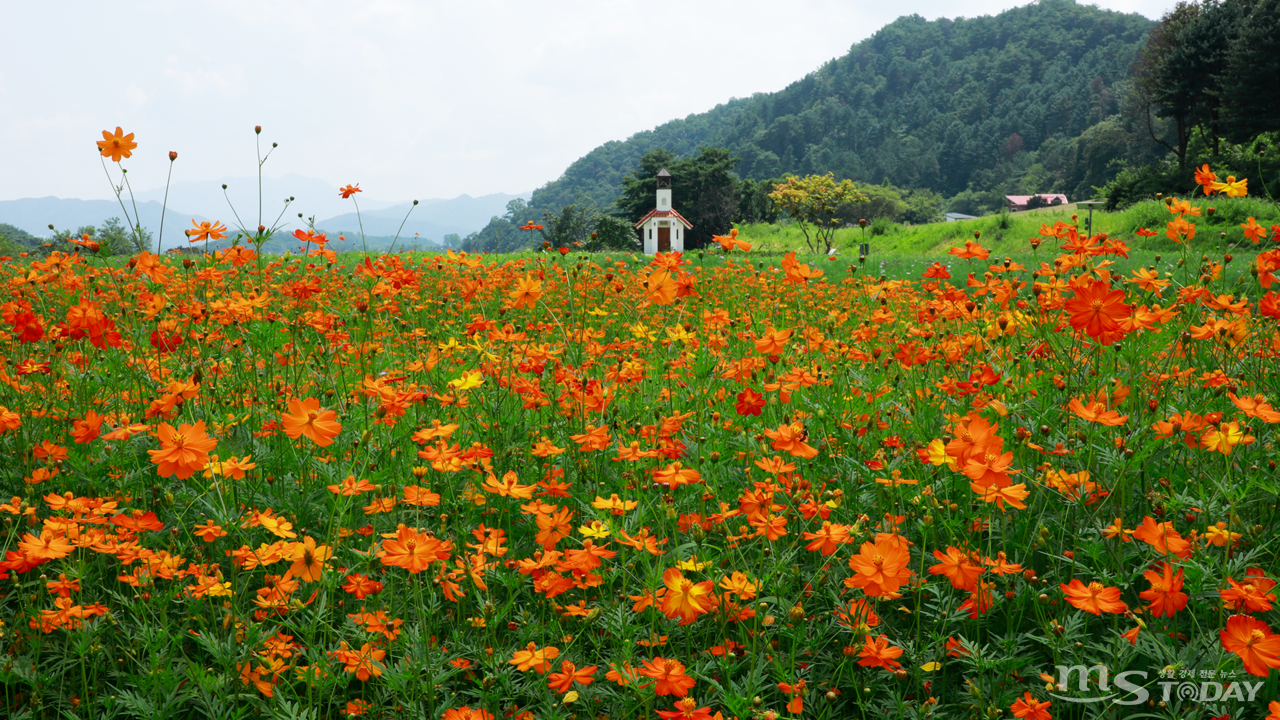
658, 227, 670, 252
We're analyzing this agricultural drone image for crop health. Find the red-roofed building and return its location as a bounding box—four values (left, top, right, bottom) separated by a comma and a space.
1006, 194, 1069, 212
635, 169, 692, 254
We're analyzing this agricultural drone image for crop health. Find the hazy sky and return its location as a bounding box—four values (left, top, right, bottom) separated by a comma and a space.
4, 0, 1171, 205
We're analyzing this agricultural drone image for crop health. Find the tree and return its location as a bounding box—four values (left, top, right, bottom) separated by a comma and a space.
504, 198, 528, 221
590, 215, 639, 252
539, 201, 596, 250
1132, 2, 1201, 168
98, 217, 149, 255
901, 188, 944, 225
0, 223, 40, 251
615, 147, 743, 245
1139, 0, 1252, 163
442, 233, 461, 248
738, 178, 780, 224
1217, 0, 1280, 142
768, 173, 866, 254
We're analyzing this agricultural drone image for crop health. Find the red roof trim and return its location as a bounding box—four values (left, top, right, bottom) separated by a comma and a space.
633, 208, 693, 229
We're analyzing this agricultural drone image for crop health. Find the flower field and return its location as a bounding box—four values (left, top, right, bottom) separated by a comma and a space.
2, 144, 1280, 720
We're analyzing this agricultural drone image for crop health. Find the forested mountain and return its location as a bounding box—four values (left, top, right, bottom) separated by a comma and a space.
544, 1, 1150, 207
463, 0, 1164, 251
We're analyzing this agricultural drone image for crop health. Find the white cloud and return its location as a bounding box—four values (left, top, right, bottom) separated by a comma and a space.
0, 0, 1175, 204
125, 84, 148, 106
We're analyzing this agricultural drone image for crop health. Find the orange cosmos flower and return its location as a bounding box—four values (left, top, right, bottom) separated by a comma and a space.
857, 634, 903, 670
287, 536, 332, 583
71, 411, 104, 444
1242, 217, 1267, 243
1128, 267, 1169, 296
659, 568, 714, 625
546, 661, 596, 692
332, 642, 385, 681
508, 274, 543, 309
1063, 278, 1131, 346
97, 127, 137, 161
1068, 398, 1128, 426
18, 530, 74, 561
656, 698, 714, 720
1140, 562, 1187, 618
340, 184, 362, 199
802, 522, 851, 556
1220, 614, 1280, 677
1061, 579, 1127, 615
110, 510, 164, 533
637, 657, 695, 697
569, 424, 611, 451
509, 642, 559, 673
1228, 393, 1280, 423
186, 220, 228, 243
327, 476, 376, 496
718, 571, 758, 600
754, 326, 793, 355
1010, 692, 1052, 720
1132, 516, 1193, 559
481, 471, 537, 498
714, 228, 751, 252
961, 447, 1017, 489
532, 507, 573, 549
281, 397, 342, 447
342, 573, 384, 599
970, 482, 1029, 511
591, 494, 637, 516
1102, 518, 1134, 542
929, 547, 985, 591
1193, 163, 1217, 190
762, 422, 819, 459
379, 526, 451, 574
192, 520, 227, 542
1221, 570, 1276, 612
777, 679, 807, 713
845, 536, 912, 598
922, 262, 951, 279
148, 421, 218, 479
652, 462, 702, 489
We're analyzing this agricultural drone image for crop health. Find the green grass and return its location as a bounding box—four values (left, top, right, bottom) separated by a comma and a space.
735, 196, 1280, 258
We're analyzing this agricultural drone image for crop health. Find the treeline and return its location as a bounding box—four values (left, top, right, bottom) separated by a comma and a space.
456, 147, 945, 254
460, 0, 1279, 254
0, 219, 152, 257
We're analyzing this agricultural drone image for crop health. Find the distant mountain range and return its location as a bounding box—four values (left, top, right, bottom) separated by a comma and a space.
0, 175, 530, 249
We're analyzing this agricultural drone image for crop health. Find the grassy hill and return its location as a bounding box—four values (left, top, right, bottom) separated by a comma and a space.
736, 196, 1280, 256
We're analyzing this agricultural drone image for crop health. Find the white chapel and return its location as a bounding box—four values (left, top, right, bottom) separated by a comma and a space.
634, 168, 693, 254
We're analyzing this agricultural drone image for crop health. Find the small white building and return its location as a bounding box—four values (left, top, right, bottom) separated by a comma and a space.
634, 168, 693, 255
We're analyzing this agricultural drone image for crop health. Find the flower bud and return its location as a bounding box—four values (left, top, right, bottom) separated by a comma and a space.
254, 125, 262, 134
169, 151, 178, 161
